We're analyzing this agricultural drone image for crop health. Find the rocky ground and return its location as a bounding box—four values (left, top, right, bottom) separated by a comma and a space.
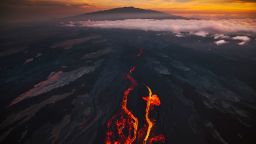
0, 26, 256, 144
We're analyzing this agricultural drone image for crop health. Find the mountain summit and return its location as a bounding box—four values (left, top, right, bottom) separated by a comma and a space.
69, 7, 184, 21
89, 7, 167, 15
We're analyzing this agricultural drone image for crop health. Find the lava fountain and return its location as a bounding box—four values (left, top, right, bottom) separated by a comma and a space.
105, 50, 165, 144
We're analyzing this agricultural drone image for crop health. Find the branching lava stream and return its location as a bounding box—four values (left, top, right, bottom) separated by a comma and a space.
105, 50, 165, 144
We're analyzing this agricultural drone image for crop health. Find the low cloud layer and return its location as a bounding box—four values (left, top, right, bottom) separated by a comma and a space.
66, 19, 256, 46
72, 19, 256, 34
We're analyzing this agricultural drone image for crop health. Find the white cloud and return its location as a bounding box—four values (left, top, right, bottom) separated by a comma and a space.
192, 31, 209, 37
65, 19, 255, 46
175, 32, 184, 37
214, 34, 230, 39
68, 19, 256, 35
233, 36, 250, 41
232, 36, 251, 45
215, 40, 228, 46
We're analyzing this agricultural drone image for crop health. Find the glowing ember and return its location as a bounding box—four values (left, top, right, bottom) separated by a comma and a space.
149, 135, 166, 144
105, 50, 165, 144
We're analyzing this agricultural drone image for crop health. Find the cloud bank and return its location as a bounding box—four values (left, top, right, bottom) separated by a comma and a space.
72, 19, 256, 34
66, 19, 256, 46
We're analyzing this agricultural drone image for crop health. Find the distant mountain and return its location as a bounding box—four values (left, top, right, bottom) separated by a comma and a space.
67, 7, 185, 21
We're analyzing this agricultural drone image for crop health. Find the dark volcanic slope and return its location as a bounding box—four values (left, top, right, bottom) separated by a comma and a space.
68, 7, 184, 21
0, 26, 256, 144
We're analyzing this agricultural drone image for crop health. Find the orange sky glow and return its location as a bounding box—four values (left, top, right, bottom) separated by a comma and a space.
1, 0, 256, 23
71, 0, 256, 13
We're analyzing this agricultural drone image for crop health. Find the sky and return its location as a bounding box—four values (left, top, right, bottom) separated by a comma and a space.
1, 0, 256, 23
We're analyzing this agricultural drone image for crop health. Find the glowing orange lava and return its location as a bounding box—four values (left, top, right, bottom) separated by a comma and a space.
120, 66, 139, 144
105, 50, 165, 144
143, 86, 161, 144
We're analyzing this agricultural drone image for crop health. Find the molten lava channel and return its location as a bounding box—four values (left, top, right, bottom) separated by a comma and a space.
105, 50, 165, 144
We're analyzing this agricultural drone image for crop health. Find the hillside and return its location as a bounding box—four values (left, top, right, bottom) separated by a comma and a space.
68, 7, 185, 21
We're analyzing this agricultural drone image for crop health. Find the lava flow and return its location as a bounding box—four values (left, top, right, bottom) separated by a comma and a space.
105, 50, 165, 144
143, 86, 161, 144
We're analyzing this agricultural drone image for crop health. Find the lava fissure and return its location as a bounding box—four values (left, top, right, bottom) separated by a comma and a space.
121, 66, 139, 144
105, 50, 165, 144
